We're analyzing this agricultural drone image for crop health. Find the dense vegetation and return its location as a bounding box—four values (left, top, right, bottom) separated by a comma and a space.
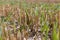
0, 0, 59, 40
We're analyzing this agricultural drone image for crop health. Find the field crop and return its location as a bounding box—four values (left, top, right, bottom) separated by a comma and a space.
0, 0, 60, 40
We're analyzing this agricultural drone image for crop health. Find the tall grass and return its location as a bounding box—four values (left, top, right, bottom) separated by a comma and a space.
0, 0, 59, 40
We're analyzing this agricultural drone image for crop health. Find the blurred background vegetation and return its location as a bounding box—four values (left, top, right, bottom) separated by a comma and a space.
0, 0, 60, 40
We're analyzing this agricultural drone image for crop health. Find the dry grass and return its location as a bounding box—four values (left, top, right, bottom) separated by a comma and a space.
0, 0, 59, 40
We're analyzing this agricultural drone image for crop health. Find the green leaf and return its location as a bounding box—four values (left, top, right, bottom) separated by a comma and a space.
52, 22, 58, 40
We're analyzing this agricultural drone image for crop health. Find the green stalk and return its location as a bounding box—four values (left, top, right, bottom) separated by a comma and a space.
52, 21, 58, 40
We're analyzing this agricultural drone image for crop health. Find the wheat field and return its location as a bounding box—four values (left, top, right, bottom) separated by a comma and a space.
0, 0, 59, 40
